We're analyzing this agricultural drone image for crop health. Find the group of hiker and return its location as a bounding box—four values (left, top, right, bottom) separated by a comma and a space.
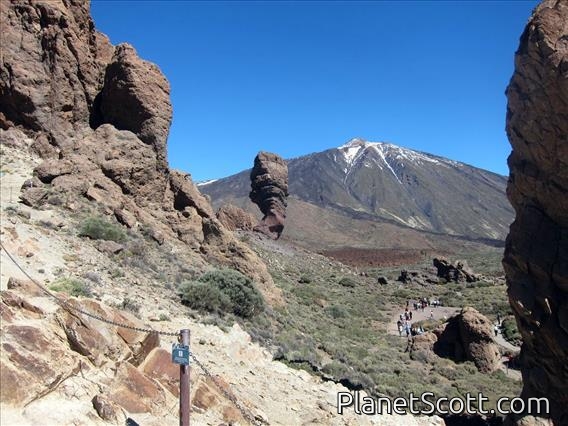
396, 297, 443, 338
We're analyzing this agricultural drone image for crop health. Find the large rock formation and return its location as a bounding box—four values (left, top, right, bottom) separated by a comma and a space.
96, 43, 172, 171
249, 151, 289, 239
433, 307, 501, 373
503, 1, 568, 424
411, 308, 501, 373
0, 0, 276, 298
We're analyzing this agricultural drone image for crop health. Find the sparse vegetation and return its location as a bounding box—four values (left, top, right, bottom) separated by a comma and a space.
119, 297, 141, 315
242, 240, 521, 415
78, 216, 126, 242
49, 277, 92, 297
178, 268, 264, 318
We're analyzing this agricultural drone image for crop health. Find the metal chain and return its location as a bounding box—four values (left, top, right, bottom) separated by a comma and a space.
0, 242, 178, 337
190, 353, 269, 426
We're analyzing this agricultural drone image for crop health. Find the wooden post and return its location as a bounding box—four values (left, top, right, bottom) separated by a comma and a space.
180, 329, 190, 426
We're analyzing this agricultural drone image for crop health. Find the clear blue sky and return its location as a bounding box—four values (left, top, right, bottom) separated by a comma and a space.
91, 0, 538, 181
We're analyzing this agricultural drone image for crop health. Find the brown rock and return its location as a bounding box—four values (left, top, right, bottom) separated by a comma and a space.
433, 257, 478, 283
139, 348, 180, 396
7, 276, 46, 297
92, 394, 119, 422
0, 324, 81, 406
114, 208, 137, 228
216, 204, 257, 231
503, 1, 568, 424
107, 363, 166, 414
0, 0, 112, 147
410, 331, 439, 364
95, 240, 125, 255
1, 290, 44, 316
249, 152, 289, 239
169, 170, 214, 218
19, 187, 49, 208
97, 43, 172, 171
55, 298, 157, 366
35, 159, 75, 183
433, 307, 501, 373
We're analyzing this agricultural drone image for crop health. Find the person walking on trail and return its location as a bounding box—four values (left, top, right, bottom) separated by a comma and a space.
397, 320, 403, 337
430, 309, 434, 319
494, 324, 499, 337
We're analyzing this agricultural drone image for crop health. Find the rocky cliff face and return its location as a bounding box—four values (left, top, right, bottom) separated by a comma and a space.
503, 0, 568, 424
0, 0, 275, 297
249, 151, 289, 239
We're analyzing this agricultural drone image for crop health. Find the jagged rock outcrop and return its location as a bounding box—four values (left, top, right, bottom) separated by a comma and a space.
0, 0, 276, 298
0, 0, 113, 146
216, 204, 257, 231
96, 43, 172, 171
249, 151, 289, 239
503, 1, 568, 424
433, 258, 478, 283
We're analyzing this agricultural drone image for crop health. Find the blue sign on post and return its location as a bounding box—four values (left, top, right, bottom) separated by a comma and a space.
172, 343, 190, 365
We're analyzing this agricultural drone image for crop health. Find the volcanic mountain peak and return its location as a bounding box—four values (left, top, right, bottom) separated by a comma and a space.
336, 137, 458, 175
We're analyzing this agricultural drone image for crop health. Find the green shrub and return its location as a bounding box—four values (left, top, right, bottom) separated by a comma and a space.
79, 216, 126, 242
49, 277, 91, 297
178, 281, 231, 314
178, 268, 264, 318
298, 275, 312, 284
325, 304, 349, 319
339, 276, 358, 287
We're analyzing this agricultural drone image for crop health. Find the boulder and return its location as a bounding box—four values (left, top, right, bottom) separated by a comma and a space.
433, 307, 501, 373
216, 204, 257, 231
503, 1, 568, 424
433, 257, 478, 283
249, 152, 289, 239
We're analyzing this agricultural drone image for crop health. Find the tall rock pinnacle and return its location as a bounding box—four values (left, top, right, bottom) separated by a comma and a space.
249, 152, 289, 239
503, 1, 568, 424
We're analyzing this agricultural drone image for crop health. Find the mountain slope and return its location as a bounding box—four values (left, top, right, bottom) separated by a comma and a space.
200, 138, 514, 248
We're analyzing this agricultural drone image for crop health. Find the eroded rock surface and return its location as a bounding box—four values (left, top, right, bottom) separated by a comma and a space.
249, 151, 289, 239
503, 1, 568, 424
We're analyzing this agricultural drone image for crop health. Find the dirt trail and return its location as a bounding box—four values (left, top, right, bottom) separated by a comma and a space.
388, 305, 460, 336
